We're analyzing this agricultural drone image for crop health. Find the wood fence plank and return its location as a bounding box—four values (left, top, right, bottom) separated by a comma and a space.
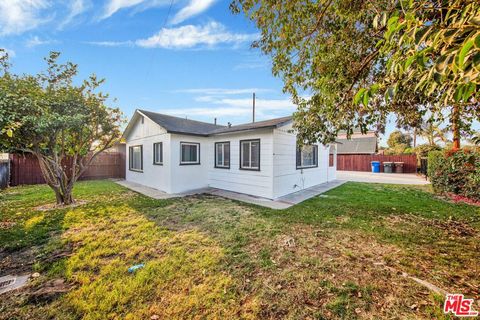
337, 154, 417, 173
10, 152, 125, 186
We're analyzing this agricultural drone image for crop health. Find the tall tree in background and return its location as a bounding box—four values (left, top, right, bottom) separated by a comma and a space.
232, 0, 480, 147
419, 122, 449, 146
0, 50, 124, 205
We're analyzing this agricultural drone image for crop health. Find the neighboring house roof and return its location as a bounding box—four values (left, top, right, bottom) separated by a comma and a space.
131, 109, 293, 137
336, 136, 378, 154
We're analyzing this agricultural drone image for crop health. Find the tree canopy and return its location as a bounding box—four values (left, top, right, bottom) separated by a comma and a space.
387, 130, 412, 148
232, 0, 480, 147
0, 50, 124, 204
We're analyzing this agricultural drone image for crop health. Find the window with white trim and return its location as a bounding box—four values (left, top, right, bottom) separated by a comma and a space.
215, 142, 230, 168
240, 139, 260, 170
129, 145, 143, 171
180, 142, 200, 165
153, 142, 163, 165
296, 144, 318, 169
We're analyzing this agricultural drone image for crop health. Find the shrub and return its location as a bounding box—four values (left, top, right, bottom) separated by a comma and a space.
428, 149, 480, 201
415, 144, 442, 159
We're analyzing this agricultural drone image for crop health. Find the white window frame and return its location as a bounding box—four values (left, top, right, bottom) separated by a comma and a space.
296, 144, 318, 169
153, 142, 163, 165
180, 142, 200, 165
240, 139, 260, 171
215, 141, 230, 169
129, 145, 143, 172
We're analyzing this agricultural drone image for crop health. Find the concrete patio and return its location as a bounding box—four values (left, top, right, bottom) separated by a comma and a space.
115, 179, 346, 209
336, 170, 430, 185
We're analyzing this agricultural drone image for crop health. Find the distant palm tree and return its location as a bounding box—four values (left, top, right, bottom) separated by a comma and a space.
468, 132, 480, 145
419, 122, 449, 146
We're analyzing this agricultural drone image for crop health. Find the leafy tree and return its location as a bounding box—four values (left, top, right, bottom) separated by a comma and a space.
231, 0, 480, 148
355, 0, 480, 149
231, 0, 395, 143
387, 130, 412, 148
0, 50, 124, 205
469, 132, 480, 145
419, 122, 449, 146
385, 130, 412, 154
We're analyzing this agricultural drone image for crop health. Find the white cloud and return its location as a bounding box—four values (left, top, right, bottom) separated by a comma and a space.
158, 96, 295, 120
171, 0, 216, 24
136, 21, 257, 49
85, 40, 134, 47
100, 0, 171, 20
175, 88, 272, 95
101, 0, 145, 19
59, 0, 89, 29
0, 0, 51, 36
25, 36, 57, 47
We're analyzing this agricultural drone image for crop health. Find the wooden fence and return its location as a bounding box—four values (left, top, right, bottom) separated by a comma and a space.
9, 152, 125, 186
336, 154, 418, 173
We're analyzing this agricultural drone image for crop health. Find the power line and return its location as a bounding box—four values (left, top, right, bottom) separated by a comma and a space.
144, 0, 175, 80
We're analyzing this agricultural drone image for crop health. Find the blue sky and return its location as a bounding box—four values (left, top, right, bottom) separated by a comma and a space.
2, 0, 474, 146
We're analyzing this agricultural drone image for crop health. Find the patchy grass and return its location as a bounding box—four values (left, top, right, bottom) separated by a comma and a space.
1, 180, 479, 319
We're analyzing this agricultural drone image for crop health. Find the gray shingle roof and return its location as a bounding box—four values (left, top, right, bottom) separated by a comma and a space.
211, 116, 292, 134
336, 136, 378, 154
138, 110, 292, 136
138, 109, 224, 136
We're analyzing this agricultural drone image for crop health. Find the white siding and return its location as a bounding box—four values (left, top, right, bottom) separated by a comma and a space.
124, 112, 334, 200
208, 129, 274, 199
125, 115, 172, 193
169, 134, 210, 193
272, 123, 331, 198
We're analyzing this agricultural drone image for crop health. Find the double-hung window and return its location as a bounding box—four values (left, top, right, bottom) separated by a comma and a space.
180, 142, 200, 165
296, 144, 318, 169
129, 145, 143, 171
153, 142, 163, 165
240, 139, 260, 170
215, 142, 230, 169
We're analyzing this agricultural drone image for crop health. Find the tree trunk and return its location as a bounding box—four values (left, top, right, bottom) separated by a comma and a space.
413, 128, 417, 147
452, 104, 461, 150
35, 153, 76, 206
52, 185, 74, 205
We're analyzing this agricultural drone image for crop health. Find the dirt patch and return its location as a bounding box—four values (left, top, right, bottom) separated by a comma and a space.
27, 278, 72, 303
0, 221, 17, 229
240, 224, 444, 319
0, 244, 73, 276
35, 200, 88, 211
384, 214, 478, 237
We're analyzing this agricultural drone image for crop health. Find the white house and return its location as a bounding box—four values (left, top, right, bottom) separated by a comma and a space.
122, 109, 336, 200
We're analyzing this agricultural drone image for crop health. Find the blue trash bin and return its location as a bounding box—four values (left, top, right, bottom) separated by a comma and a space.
371, 161, 381, 173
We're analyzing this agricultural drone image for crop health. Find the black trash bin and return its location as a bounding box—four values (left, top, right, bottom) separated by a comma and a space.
394, 162, 404, 173
383, 162, 394, 173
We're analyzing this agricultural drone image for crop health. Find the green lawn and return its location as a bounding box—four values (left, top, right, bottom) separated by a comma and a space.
1, 180, 479, 319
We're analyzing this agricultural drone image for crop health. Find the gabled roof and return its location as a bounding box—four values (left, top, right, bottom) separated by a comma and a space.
336, 136, 378, 154
211, 115, 293, 135
126, 109, 293, 137
138, 109, 224, 136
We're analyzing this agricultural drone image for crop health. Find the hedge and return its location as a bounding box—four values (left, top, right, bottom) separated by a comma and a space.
428, 149, 480, 201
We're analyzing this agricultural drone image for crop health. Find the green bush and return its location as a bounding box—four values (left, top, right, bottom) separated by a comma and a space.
415, 144, 442, 159
428, 149, 480, 201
